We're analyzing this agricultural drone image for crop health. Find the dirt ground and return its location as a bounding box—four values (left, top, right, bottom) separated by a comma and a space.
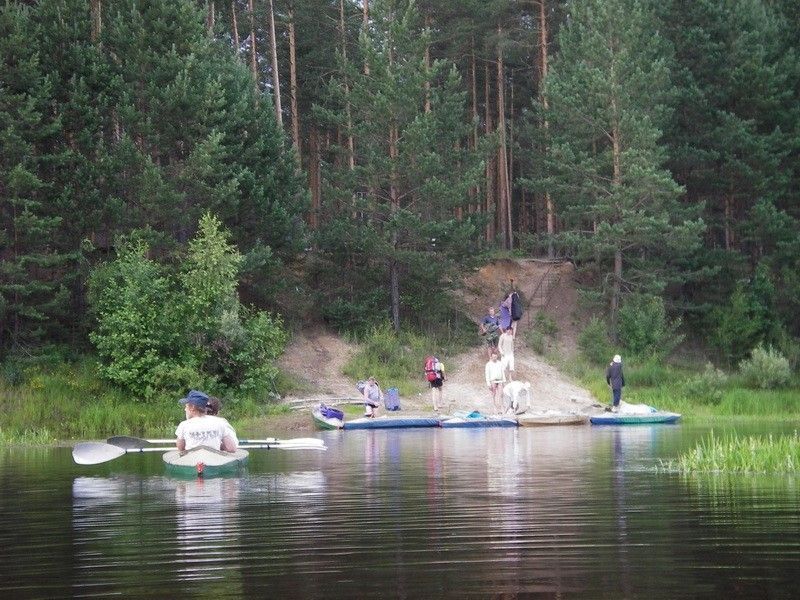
275, 258, 601, 427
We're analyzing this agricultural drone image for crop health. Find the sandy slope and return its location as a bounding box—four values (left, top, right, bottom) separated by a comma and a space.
277, 258, 601, 417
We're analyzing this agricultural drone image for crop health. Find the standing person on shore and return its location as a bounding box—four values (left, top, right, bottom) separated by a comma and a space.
479, 306, 501, 357
498, 328, 515, 381
175, 390, 238, 452
498, 294, 513, 333
605, 355, 625, 412
484, 350, 506, 414
424, 356, 446, 412
362, 376, 383, 418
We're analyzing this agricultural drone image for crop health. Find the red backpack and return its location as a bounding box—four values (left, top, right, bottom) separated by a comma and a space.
424, 356, 440, 382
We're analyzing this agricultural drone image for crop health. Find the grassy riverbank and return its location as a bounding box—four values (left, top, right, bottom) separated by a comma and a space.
0, 359, 293, 443
561, 355, 800, 418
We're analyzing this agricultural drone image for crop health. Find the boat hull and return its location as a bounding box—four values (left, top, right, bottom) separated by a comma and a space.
162, 446, 249, 478
517, 413, 588, 426
312, 409, 344, 430
440, 415, 518, 428
343, 416, 440, 430
589, 412, 681, 425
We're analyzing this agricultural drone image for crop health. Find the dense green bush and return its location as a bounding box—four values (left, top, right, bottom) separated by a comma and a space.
711, 264, 784, 365
578, 317, 614, 365
88, 214, 286, 400
680, 362, 729, 405
618, 295, 683, 358
88, 240, 192, 399
739, 344, 792, 389
525, 313, 558, 354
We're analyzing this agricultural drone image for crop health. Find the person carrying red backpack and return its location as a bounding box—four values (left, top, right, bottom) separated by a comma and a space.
424, 355, 445, 412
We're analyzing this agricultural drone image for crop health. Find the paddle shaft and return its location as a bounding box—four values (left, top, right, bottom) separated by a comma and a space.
107, 436, 323, 448
74, 440, 326, 465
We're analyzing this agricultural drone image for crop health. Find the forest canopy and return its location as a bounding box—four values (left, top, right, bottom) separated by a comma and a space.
1, 0, 798, 391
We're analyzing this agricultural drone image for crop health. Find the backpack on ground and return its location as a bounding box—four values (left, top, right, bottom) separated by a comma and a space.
319, 404, 344, 421
385, 387, 400, 411
510, 291, 524, 321
424, 356, 441, 382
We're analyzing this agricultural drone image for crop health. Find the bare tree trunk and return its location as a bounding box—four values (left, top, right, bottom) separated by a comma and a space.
90, 0, 102, 42
206, 0, 215, 33
267, 0, 283, 126
424, 16, 431, 114
485, 63, 496, 243
231, 1, 240, 53
339, 0, 355, 170
496, 28, 511, 249
610, 83, 623, 339
724, 194, 734, 250
538, 0, 555, 258
362, 0, 370, 75
390, 121, 400, 331
308, 126, 321, 229
470, 41, 479, 215
247, 0, 258, 92
288, 3, 300, 155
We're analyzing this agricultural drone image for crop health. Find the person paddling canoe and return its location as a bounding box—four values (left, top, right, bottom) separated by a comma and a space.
176, 390, 238, 453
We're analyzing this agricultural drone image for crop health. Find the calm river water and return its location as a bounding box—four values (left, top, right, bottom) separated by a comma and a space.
2, 422, 800, 599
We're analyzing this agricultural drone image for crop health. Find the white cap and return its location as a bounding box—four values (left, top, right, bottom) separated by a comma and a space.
613, 355, 622, 363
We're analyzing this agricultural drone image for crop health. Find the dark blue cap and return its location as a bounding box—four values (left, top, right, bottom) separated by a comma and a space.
179, 390, 209, 408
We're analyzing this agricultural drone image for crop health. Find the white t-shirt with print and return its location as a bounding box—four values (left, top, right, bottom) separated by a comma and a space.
175, 415, 237, 450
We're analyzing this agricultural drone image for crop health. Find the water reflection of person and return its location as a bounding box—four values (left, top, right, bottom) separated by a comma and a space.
612, 430, 632, 597
174, 477, 242, 583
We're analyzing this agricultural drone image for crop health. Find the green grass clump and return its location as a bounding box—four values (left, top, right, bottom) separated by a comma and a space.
663, 431, 800, 473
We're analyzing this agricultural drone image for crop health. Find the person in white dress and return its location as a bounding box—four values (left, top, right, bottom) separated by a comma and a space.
484, 350, 506, 414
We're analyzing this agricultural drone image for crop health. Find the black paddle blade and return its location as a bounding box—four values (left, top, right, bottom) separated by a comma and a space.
106, 436, 150, 449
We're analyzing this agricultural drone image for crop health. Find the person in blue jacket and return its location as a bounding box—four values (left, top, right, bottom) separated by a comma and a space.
605, 355, 625, 412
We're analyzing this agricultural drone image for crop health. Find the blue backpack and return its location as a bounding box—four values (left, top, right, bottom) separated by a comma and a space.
384, 388, 400, 411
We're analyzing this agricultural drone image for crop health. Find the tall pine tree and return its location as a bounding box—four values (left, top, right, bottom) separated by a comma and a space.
314, 0, 486, 332
543, 0, 704, 335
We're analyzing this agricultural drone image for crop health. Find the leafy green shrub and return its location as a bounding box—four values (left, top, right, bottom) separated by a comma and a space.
88, 240, 188, 399
88, 215, 287, 399
525, 313, 558, 354
534, 313, 559, 337
526, 329, 546, 354
618, 295, 683, 358
578, 317, 613, 365
680, 362, 728, 405
739, 344, 792, 389
711, 264, 783, 365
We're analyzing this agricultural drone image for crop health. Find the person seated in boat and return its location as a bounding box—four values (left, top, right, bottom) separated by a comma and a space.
363, 377, 383, 418
176, 390, 238, 453
205, 395, 239, 447
502, 381, 530, 415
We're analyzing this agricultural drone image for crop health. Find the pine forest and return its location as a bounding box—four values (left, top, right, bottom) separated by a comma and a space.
1, 0, 799, 398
